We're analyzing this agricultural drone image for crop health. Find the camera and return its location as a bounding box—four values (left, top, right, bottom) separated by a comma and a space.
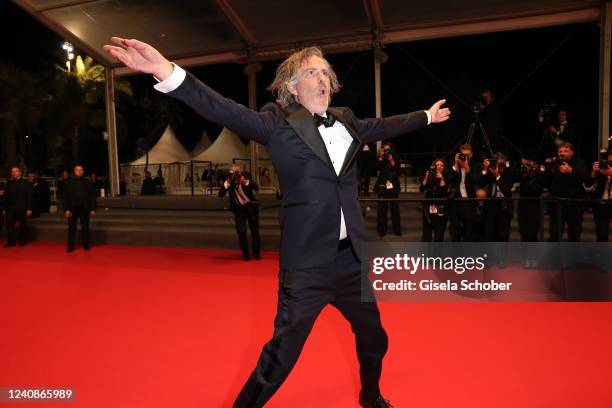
488, 158, 498, 168
458, 154, 467, 162
598, 149, 609, 169
541, 102, 558, 117
471, 102, 482, 115
556, 155, 568, 166
231, 172, 242, 183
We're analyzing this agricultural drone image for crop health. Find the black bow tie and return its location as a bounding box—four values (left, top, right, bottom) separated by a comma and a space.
314, 113, 336, 128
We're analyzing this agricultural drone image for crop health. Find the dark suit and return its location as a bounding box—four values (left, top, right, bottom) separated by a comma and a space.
420, 173, 450, 242
63, 177, 97, 249
545, 157, 588, 241
585, 171, 612, 242
165, 72, 428, 407
448, 162, 479, 241
4, 178, 33, 246
478, 170, 513, 241
219, 178, 261, 259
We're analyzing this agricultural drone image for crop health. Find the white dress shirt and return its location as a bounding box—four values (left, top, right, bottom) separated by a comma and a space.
154, 64, 432, 240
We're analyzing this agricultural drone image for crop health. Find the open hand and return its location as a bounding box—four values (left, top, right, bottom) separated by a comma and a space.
103, 37, 173, 80
428, 99, 451, 124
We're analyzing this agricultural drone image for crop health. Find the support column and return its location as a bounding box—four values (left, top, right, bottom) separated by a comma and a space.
374, 53, 382, 151
105, 67, 120, 197
245, 63, 262, 180
600, 1, 612, 150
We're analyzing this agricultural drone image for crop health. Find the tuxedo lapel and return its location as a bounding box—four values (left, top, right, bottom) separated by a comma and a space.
328, 107, 363, 176
286, 106, 335, 173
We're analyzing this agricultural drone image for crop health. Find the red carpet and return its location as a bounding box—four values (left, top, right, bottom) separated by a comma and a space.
1, 242, 611, 407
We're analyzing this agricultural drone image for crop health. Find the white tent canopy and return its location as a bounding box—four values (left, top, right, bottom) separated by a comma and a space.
128, 125, 190, 165
191, 128, 249, 164
190, 130, 211, 157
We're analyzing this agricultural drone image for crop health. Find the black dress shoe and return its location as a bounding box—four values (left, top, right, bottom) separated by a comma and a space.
18, 243, 26, 247
3, 243, 16, 248
67, 247, 74, 253
83, 246, 90, 251
252, 254, 261, 260
243, 255, 251, 261
359, 394, 394, 408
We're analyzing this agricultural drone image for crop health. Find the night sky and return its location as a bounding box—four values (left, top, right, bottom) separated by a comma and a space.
0, 1, 602, 175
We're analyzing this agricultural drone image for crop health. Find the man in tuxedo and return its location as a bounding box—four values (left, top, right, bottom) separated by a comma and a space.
219, 164, 261, 261
63, 165, 97, 252
449, 144, 480, 241
546, 142, 588, 242
477, 153, 513, 242
3, 166, 33, 247
105, 37, 450, 408
585, 150, 612, 241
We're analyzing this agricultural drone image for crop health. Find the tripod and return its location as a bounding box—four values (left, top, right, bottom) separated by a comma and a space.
465, 113, 494, 158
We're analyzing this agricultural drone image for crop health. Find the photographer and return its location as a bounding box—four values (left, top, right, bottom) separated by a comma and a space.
420, 159, 449, 242
584, 149, 612, 241
375, 143, 402, 237
219, 164, 261, 261
357, 143, 377, 196
449, 144, 479, 241
515, 158, 546, 242
539, 107, 576, 160
478, 153, 513, 241
545, 142, 588, 242
478, 89, 503, 152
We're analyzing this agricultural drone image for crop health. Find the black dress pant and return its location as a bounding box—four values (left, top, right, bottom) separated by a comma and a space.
449, 201, 477, 242
5, 210, 27, 245
518, 199, 541, 241
483, 203, 512, 242
377, 194, 401, 235
592, 203, 612, 242
234, 241, 388, 407
67, 208, 90, 249
549, 201, 584, 242
234, 204, 260, 258
422, 209, 448, 242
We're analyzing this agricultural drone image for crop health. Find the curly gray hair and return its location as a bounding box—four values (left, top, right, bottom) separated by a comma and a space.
267, 46, 340, 108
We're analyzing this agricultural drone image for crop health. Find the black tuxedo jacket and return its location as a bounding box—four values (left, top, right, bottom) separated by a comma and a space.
167, 73, 428, 269
63, 178, 97, 212
5, 178, 32, 213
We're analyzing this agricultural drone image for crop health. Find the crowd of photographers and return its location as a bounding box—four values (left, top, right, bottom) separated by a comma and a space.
356, 99, 611, 243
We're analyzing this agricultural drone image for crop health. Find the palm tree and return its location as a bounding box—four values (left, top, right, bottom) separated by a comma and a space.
49, 55, 133, 166
0, 64, 46, 168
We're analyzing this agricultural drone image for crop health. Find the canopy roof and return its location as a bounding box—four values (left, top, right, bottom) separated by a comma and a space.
127, 125, 190, 165
190, 131, 211, 157
191, 127, 248, 164
13, 0, 602, 74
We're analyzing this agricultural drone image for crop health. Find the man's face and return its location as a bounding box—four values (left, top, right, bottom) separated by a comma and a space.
558, 146, 573, 159
90, 173, 97, 180
289, 56, 331, 116
558, 111, 567, 123
460, 149, 472, 160
481, 91, 493, 105
10, 167, 21, 179
74, 166, 84, 177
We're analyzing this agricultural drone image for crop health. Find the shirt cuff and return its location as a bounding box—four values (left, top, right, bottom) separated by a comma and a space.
153, 63, 186, 93
425, 110, 432, 125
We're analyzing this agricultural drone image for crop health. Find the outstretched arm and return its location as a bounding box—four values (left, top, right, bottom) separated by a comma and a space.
349, 99, 451, 144
104, 37, 273, 144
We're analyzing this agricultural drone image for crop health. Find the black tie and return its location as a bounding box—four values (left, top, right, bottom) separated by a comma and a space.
314, 113, 336, 128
